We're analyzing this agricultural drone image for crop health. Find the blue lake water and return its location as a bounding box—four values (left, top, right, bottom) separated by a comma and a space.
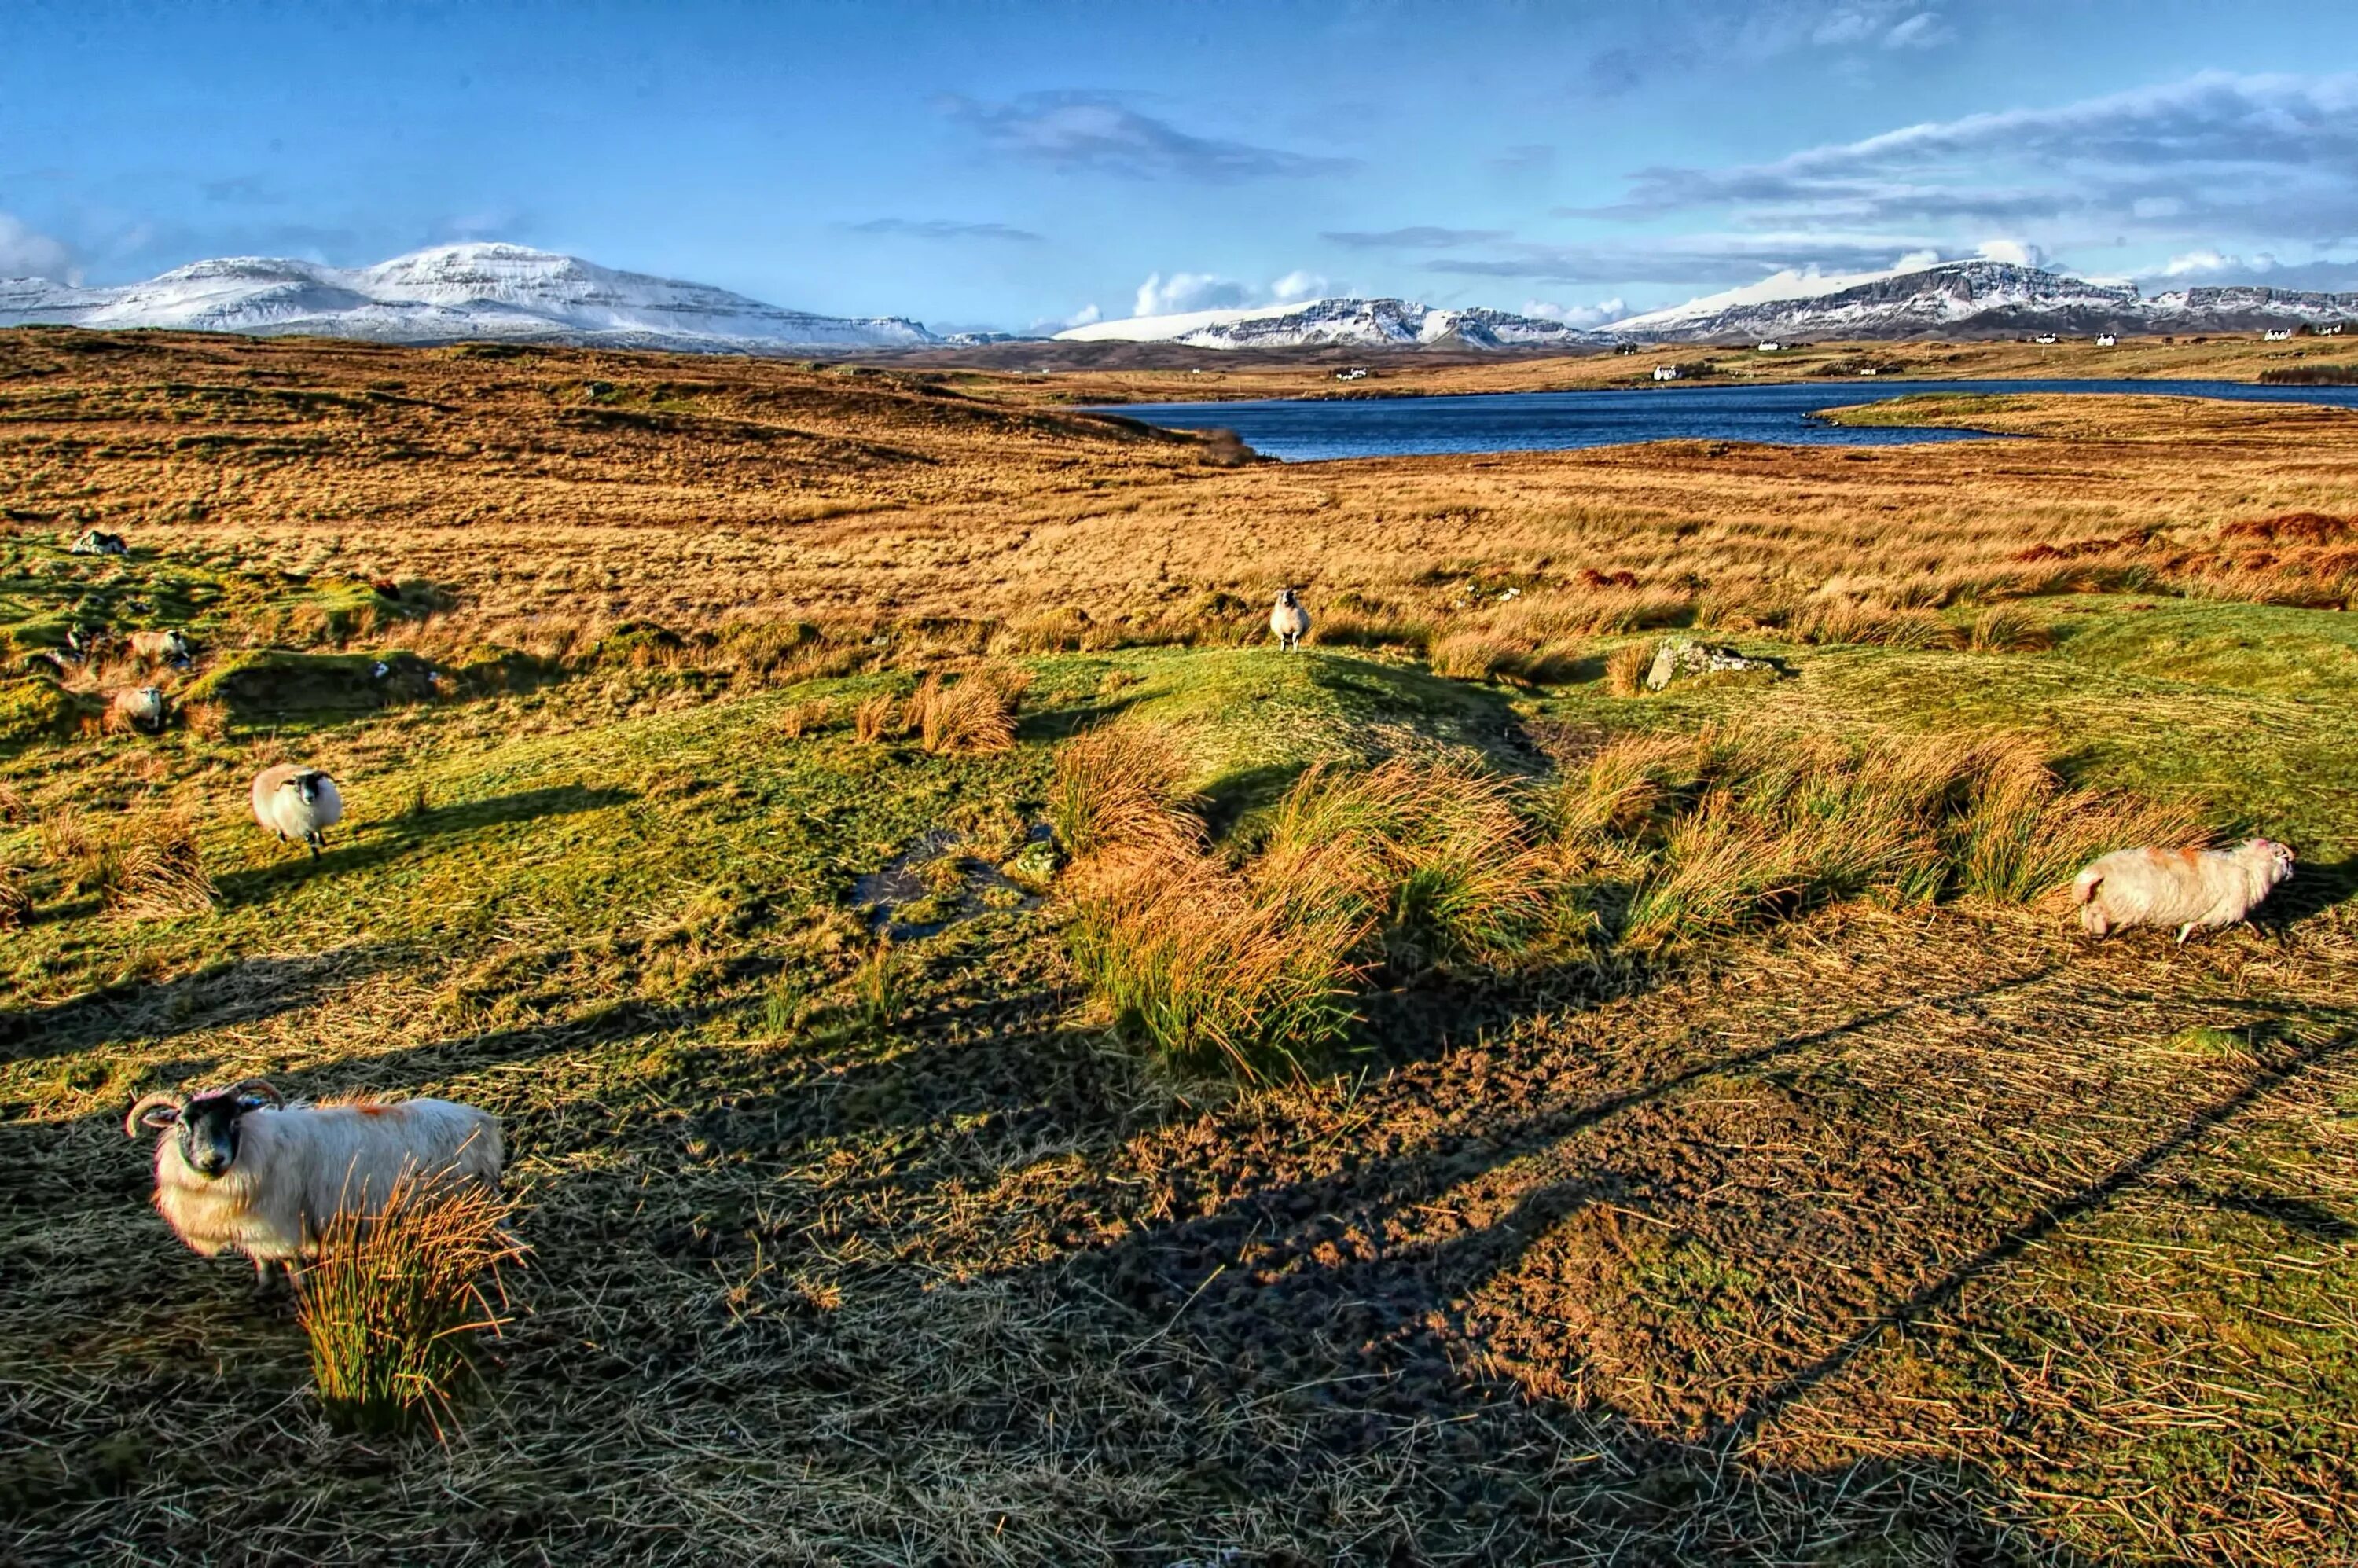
1098, 378, 2358, 462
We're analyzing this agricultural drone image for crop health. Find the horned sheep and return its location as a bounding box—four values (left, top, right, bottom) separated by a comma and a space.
1269, 588, 1311, 652
125, 1081, 503, 1278
251, 763, 343, 856
2074, 838, 2295, 942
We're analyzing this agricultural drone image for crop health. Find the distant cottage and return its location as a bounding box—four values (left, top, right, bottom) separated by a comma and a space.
2264, 328, 2294, 341
1652, 365, 1681, 380
2095, 333, 2117, 347
2316, 324, 2347, 337
1333, 366, 1369, 381
1756, 340, 1783, 352
2033, 333, 2059, 344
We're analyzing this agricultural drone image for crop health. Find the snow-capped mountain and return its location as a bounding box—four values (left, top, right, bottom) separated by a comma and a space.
1056, 296, 1607, 351
1603, 259, 2358, 343
0, 244, 939, 353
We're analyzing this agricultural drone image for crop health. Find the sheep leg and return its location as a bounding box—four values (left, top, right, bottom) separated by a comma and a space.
2176, 923, 2195, 945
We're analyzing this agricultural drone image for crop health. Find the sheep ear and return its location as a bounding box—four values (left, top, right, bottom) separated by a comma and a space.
141, 1106, 182, 1129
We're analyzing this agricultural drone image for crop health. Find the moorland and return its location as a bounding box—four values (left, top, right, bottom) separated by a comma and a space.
3, 326, 2356, 1565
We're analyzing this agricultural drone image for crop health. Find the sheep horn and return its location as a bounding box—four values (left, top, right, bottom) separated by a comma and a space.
124, 1091, 185, 1137
226, 1078, 285, 1109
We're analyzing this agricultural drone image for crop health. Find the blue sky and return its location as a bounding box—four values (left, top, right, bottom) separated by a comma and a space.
7, 0, 2358, 330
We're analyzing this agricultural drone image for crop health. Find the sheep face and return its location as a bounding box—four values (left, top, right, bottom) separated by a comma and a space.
289, 771, 331, 808
1276, 589, 1299, 610
133, 1085, 279, 1181
2258, 839, 2297, 883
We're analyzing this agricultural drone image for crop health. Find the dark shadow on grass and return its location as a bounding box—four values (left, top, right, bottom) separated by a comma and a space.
0, 944, 406, 1063
214, 784, 633, 903
1721, 1021, 2358, 1447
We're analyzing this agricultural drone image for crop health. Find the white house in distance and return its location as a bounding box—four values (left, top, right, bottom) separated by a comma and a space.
1756, 340, 1783, 351
1652, 364, 1681, 380
2096, 332, 2117, 347
2264, 327, 2294, 341
1332, 366, 1368, 382
2033, 333, 2059, 344
2316, 324, 2346, 336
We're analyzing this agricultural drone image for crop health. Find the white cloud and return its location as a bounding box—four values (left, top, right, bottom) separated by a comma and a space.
1269, 270, 1328, 303
1129, 269, 1335, 318
1882, 12, 1954, 50
1520, 296, 1628, 327
1974, 238, 2046, 266
1133, 270, 1251, 316
0, 214, 75, 281
1062, 303, 1103, 328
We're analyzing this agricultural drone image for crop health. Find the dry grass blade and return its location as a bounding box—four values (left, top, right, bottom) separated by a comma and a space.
853, 690, 903, 745
295, 1170, 524, 1438
0, 863, 28, 930
1606, 641, 1656, 696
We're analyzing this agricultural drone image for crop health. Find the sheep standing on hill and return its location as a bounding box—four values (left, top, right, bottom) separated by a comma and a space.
128, 629, 196, 668
125, 1081, 503, 1279
1270, 588, 1311, 652
2074, 839, 2295, 942
109, 686, 167, 733
251, 763, 343, 857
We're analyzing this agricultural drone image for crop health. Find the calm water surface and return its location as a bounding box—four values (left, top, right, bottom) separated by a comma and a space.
1100, 378, 2358, 462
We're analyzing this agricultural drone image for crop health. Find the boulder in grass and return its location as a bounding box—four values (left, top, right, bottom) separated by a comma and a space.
69, 529, 128, 556
1645, 636, 1777, 692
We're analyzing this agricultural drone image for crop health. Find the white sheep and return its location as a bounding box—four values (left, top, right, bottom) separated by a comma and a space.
251, 763, 343, 857
1269, 588, 1311, 652
70, 529, 128, 556
2074, 838, 2295, 942
125, 1081, 504, 1279
109, 686, 167, 733
127, 629, 195, 667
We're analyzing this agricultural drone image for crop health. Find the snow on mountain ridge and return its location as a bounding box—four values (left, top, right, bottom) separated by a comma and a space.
1056, 296, 1607, 351
0, 242, 938, 352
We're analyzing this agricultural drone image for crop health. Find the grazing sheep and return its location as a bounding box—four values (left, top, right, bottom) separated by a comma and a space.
2074, 838, 2296, 942
125, 1081, 503, 1278
70, 529, 128, 556
127, 629, 196, 668
1269, 588, 1311, 652
251, 763, 343, 857
109, 686, 167, 733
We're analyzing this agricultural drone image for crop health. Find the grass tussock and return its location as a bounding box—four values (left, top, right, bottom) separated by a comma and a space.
105, 810, 217, 920
0, 863, 28, 929
294, 1173, 523, 1438
909, 665, 1030, 756
1063, 745, 1567, 1077
1429, 631, 1527, 682
1605, 641, 1656, 696
1554, 727, 2211, 949
1969, 604, 2055, 653
853, 691, 902, 745
1046, 722, 1200, 861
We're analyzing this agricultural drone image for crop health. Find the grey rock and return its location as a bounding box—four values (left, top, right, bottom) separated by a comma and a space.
1645, 636, 1776, 692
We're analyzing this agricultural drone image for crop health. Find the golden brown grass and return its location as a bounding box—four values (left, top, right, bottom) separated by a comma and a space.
852, 691, 902, 745
1045, 722, 1200, 861
104, 810, 218, 920
1605, 641, 1656, 696
294, 1173, 523, 1438
909, 666, 1030, 755
8, 335, 2356, 663
0, 863, 27, 930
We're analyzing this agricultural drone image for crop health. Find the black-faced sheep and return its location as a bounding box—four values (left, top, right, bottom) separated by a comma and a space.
124, 1081, 504, 1278
127, 629, 196, 668
1269, 588, 1310, 652
2074, 838, 2295, 942
251, 764, 343, 856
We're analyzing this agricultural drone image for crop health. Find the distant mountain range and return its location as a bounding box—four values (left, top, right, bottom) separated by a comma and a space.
1053, 296, 1606, 351
1607, 259, 2358, 343
0, 243, 938, 353
7, 246, 2357, 356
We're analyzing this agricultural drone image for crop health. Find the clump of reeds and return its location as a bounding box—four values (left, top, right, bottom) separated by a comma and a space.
909, 666, 1030, 756
1046, 722, 1199, 861
1429, 631, 1526, 682
1968, 604, 2055, 653
0, 864, 29, 929
1605, 641, 1656, 696
776, 696, 836, 739
294, 1174, 523, 1438
39, 809, 110, 894
1060, 745, 1566, 1077
1555, 726, 2208, 949
178, 699, 231, 740
853, 691, 904, 745
105, 810, 217, 920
